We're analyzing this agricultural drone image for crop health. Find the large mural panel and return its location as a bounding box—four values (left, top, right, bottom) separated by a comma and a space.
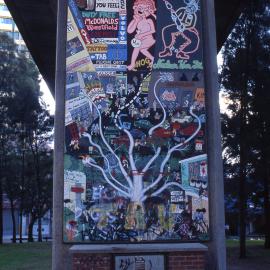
64, 0, 209, 243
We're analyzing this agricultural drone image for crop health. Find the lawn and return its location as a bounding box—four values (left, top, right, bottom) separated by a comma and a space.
0, 240, 270, 270
0, 242, 51, 270
227, 240, 270, 270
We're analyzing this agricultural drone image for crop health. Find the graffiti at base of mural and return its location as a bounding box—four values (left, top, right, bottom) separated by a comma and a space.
64, 0, 209, 243
115, 255, 165, 270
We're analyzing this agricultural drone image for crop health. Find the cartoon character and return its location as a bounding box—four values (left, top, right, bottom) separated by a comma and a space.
159, 0, 200, 60
127, 0, 156, 71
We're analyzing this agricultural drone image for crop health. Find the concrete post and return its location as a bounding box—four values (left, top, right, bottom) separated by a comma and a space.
52, 0, 71, 269
202, 0, 227, 269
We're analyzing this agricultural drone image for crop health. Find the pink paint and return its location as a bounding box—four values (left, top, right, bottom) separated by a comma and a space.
127, 0, 156, 71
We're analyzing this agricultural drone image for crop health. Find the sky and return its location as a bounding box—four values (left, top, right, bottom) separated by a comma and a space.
40, 78, 55, 115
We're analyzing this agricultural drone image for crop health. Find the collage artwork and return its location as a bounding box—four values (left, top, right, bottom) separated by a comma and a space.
64, 0, 209, 243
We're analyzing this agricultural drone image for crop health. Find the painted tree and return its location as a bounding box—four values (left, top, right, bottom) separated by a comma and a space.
80, 72, 203, 205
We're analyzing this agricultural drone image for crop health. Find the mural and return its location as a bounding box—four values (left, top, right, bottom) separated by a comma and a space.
64, 0, 209, 243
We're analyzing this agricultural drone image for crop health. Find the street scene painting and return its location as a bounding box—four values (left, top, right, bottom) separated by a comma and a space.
64, 0, 209, 243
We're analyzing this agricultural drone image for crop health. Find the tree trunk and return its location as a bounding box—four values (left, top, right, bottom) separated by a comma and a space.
239, 74, 248, 258
10, 199, 17, 243
238, 4, 253, 257
264, 164, 270, 249
19, 210, 23, 243
0, 181, 3, 244
19, 142, 25, 244
239, 147, 247, 258
28, 216, 35, 242
38, 217, 42, 242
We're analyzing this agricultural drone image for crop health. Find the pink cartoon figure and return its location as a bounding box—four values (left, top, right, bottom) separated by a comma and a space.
127, 0, 156, 71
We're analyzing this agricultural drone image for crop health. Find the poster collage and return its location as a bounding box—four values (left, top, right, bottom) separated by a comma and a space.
64, 0, 209, 243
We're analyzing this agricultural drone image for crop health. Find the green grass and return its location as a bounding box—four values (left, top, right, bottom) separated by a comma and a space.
0, 240, 269, 270
0, 242, 51, 270
226, 240, 270, 270
226, 239, 264, 248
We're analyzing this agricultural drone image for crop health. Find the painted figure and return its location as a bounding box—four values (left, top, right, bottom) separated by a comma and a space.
159, 0, 200, 60
127, 0, 156, 70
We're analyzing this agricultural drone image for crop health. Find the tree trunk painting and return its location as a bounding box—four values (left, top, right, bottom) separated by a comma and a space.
63, 0, 209, 243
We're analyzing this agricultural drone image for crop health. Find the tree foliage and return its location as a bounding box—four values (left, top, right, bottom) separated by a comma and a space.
220, 0, 270, 255
0, 32, 54, 243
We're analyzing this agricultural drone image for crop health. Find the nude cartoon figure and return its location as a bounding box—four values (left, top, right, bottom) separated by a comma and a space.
159, 0, 200, 60
127, 0, 156, 71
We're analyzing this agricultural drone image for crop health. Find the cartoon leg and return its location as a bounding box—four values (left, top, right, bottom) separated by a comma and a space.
128, 48, 140, 71
159, 24, 177, 58
140, 49, 154, 66
176, 32, 192, 60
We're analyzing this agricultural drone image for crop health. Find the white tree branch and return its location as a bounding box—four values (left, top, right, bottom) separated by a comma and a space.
83, 93, 134, 189
142, 106, 202, 195
113, 113, 137, 175
122, 129, 137, 173
82, 157, 130, 198
148, 78, 166, 136
141, 147, 161, 174
141, 181, 200, 202
82, 132, 131, 192
150, 182, 184, 198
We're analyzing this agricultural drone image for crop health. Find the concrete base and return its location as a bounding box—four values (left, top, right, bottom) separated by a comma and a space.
70, 243, 208, 270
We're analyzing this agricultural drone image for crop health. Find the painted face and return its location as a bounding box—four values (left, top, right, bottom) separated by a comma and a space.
185, 0, 199, 15
134, 4, 151, 18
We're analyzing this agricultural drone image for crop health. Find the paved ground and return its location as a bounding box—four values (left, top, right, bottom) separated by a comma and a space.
227, 245, 270, 270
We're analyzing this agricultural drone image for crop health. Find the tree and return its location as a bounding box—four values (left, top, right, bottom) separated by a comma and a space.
248, 2, 270, 248
2, 152, 21, 243
0, 32, 53, 243
6, 51, 42, 243
24, 148, 53, 242
25, 108, 53, 242
221, 0, 270, 255
0, 32, 21, 244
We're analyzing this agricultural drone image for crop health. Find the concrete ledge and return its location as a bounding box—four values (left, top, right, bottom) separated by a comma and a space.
70, 243, 208, 254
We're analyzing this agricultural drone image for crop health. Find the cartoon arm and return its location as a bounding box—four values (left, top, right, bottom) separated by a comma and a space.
127, 15, 141, 34
135, 19, 156, 39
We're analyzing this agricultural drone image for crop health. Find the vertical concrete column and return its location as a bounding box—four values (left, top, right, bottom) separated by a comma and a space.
202, 0, 227, 269
52, 0, 71, 269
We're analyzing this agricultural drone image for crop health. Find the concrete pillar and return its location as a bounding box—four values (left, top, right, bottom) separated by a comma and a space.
52, 0, 71, 269
202, 0, 227, 269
